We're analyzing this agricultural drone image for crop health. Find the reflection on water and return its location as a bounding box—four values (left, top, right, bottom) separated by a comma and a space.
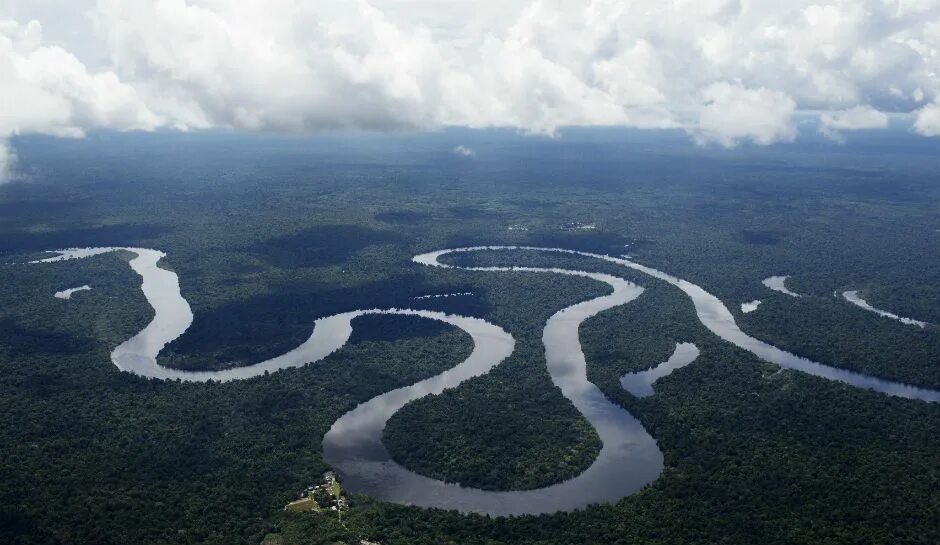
30, 243, 940, 520
33, 246, 665, 515
621, 343, 700, 398
326, 262, 664, 516
421, 247, 940, 403
619, 257, 939, 402
762, 275, 801, 297
842, 290, 928, 328
54, 285, 92, 300
31, 247, 118, 263
740, 300, 761, 314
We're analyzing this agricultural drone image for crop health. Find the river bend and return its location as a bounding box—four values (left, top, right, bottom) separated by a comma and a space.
27, 243, 940, 519
417, 246, 940, 403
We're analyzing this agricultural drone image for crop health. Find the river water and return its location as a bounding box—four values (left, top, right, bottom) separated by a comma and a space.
762, 275, 801, 297
342, 260, 664, 515
620, 343, 701, 398
420, 247, 940, 403
842, 290, 928, 328
54, 285, 92, 299
29, 244, 940, 519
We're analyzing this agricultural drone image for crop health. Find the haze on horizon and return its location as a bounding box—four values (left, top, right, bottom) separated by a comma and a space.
2, 0, 940, 182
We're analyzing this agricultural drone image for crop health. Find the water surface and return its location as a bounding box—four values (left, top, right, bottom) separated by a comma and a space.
397, 256, 664, 515
762, 275, 801, 297
54, 285, 92, 300
842, 290, 928, 328
31, 243, 940, 522
34, 246, 666, 516
421, 246, 940, 403
620, 343, 701, 398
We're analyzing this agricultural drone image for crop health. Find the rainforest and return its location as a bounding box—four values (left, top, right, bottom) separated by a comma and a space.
2, 128, 939, 545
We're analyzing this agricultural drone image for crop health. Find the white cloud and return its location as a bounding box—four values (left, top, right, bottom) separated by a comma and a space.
2, 0, 940, 181
91, 0, 450, 131
453, 145, 475, 156
0, 18, 159, 182
819, 105, 889, 140
0, 140, 15, 182
820, 106, 890, 131
914, 100, 940, 135
694, 82, 797, 147
0, 18, 159, 133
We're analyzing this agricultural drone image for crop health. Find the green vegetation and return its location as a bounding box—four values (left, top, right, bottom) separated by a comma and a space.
741, 295, 940, 389
0, 313, 472, 545
288, 472, 345, 514
277, 263, 940, 545
2, 131, 939, 544
384, 272, 604, 491
261, 534, 284, 545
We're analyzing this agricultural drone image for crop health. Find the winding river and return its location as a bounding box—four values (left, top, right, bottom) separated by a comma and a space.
324, 264, 662, 515
28, 244, 940, 518
422, 246, 940, 403
842, 290, 928, 328
762, 275, 801, 297
55, 285, 92, 299
620, 343, 701, 398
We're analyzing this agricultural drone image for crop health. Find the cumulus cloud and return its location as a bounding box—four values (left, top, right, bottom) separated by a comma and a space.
914, 100, 940, 136
91, 0, 450, 132
695, 82, 797, 147
0, 18, 159, 181
821, 106, 890, 131
0, 140, 15, 182
819, 105, 890, 140
3, 0, 940, 181
453, 145, 475, 157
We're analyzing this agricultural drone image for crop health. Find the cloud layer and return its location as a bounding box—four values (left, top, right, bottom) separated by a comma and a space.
3, 0, 940, 179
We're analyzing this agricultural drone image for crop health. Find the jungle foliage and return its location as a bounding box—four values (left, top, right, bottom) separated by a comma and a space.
2, 129, 939, 544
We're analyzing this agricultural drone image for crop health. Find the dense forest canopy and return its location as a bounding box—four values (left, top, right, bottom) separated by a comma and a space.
1, 129, 939, 545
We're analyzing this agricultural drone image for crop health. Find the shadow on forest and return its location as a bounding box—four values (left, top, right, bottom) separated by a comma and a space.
161, 274, 490, 369
0, 318, 96, 358
741, 229, 785, 245
0, 224, 171, 252
374, 210, 432, 225
252, 225, 401, 268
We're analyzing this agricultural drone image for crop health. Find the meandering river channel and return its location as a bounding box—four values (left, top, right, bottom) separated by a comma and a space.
28, 244, 940, 517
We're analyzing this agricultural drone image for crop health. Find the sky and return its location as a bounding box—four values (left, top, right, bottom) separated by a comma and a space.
2, 0, 940, 180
